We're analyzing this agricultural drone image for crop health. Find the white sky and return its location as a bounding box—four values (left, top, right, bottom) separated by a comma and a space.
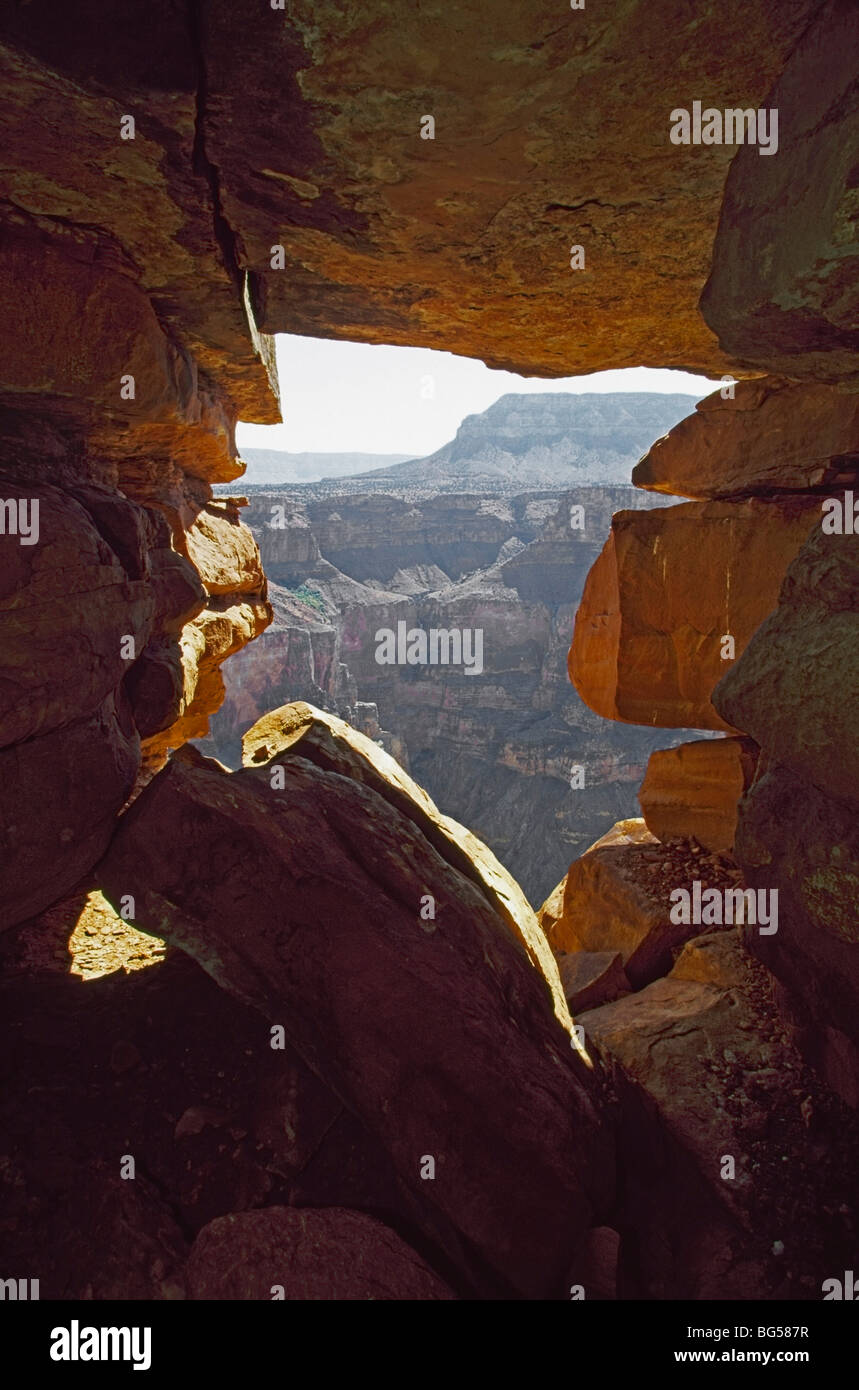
237, 334, 718, 458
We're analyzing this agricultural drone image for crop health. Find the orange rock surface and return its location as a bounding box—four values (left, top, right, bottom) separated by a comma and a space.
638, 736, 759, 853
569, 497, 820, 730
633, 378, 859, 500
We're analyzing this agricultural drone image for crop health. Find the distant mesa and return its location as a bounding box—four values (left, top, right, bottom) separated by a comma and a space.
231, 391, 705, 496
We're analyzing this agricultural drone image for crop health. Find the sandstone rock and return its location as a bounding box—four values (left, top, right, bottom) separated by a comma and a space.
542, 820, 713, 988
633, 378, 859, 499
568, 1226, 620, 1302
638, 736, 759, 853
581, 931, 858, 1297
99, 753, 613, 1298
183, 502, 267, 597
0, 36, 277, 424
537, 878, 565, 939
701, 0, 859, 384
723, 760, 859, 1108
712, 528, 859, 1102
557, 951, 630, 1014
0, 225, 199, 423
140, 598, 272, 769
186, 1207, 454, 1301
2, 1165, 187, 1300
714, 526, 859, 809
570, 497, 820, 729
0, 477, 204, 748
544, 819, 750, 990
0, 693, 138, 930
241, 700, 571, 1031
201, 0, 814, 376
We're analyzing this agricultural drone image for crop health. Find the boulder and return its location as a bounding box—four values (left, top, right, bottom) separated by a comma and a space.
99, 751, 614, 1298
182, 501, 267, 597
633, 378, 859, 499
186, 1207, 455, 1301
569, 497, 820, 729
638, 736, 759, 853
581, 931, 859, 1298
543, 819, 746, 990
241, 701, 570, 1032
701, 0, 859, 384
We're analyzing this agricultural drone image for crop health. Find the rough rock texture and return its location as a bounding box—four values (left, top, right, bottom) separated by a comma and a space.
542, 819, 747, 989
633, 379, 859, 499
715, 527, 859, 809
241, 700, 569, 1029
0, 4, 280, 927
205, 0, 816, 375
711, 526, 859, 1105
557, 951, 630, 1015
701, 0, 859, 384
638, 736, 759, 854
0, 478, 204, 748
570, 497, 820, 730
717, 759, 859, 1110
2, 0, 858, 1306
99, 751, 614, 1299
0, 696, 139, 929
363, 392, 700, 491
186, 1207, 455, 1301
582, 931, 859, 1298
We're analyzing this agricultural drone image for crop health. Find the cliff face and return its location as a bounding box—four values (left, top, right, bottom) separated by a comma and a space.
1, 0, 858, 1306
356, 392, 698, 490
201, 483, 699, 903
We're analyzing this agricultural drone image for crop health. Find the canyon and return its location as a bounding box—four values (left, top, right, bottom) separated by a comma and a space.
201, 391, 708, 903
0, 0, 857, 1310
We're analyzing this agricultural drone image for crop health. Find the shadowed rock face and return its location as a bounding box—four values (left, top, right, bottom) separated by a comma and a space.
98, 748, 614, 1299
701, 0, 859, 384
582, 931, 859, 1299
186, 1207, 456, 1301
205, 0, 815, 375
713, 527, 859, 1103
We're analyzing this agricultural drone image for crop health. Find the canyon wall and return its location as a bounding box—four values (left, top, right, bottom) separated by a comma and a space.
1, 0, 857, 1305
202, 482, 703, 903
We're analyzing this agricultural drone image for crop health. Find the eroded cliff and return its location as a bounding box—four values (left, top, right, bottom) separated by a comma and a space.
1, 0, 857, 1307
